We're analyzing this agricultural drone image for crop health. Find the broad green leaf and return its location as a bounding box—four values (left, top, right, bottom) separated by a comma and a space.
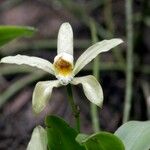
0, 25, 36, 47
76, 132, 125, 150
73, 38, 123, 75
27, 126, 47, 150
115, 121, 150, 150
32, 80, 60, 114
45, 115, 85, 150
72, 75, 103, 107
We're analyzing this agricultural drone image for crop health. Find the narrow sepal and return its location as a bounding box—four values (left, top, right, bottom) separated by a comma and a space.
1, 55, 54, 74
57, 22, 73, 55
74, 39, 123, 75
32, 80, 60, 114
72, 75, 103, 106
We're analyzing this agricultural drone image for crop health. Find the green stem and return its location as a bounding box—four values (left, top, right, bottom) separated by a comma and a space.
66, 84, 80, 132
123, 0, 134, 123
90, 20, 100, 132
141, 81, 150, 119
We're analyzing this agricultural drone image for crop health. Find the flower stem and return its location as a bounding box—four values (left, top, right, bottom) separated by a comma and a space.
66, 84, 80, 132
90, 19, 100, 132
123, 0, 134, 123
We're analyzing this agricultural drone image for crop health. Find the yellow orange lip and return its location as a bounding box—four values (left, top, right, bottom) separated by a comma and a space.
54, 57, 73, 76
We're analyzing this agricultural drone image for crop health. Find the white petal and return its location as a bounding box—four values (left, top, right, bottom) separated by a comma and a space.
73, 39, 123, 75
27, 126, 47, 150
57, 22, 73, 55
0, 54, 54, 75
71, 75, 103, 106
32, 80, 60, 114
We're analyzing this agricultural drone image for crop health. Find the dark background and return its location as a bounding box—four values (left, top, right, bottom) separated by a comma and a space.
0, 0, 149, 149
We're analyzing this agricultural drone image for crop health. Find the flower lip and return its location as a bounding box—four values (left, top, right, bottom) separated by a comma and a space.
53, 52, 74, 85
53, 52, 74, 76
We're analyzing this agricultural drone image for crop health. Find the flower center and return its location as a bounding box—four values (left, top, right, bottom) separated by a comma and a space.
53, 52, 74, 85
54, 58, 73, 76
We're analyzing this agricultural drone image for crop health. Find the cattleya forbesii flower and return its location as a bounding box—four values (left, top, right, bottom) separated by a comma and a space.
0, 23, 123, 114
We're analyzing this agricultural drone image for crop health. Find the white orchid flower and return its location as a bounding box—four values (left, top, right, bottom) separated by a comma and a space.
0, 22, 123, 114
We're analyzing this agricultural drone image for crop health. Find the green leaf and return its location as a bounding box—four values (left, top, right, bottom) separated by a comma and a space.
27, 126, 47, 150
115, 121, 150, 150
45, 115, 85, 150
76, 132, 125, 150
0, 25, 36, 47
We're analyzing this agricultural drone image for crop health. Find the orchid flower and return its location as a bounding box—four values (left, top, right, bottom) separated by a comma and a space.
0, 22, 123, 114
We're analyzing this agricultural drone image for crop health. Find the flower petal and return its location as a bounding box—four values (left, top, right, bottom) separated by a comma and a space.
32, 80, 60, 114
71, 75, 103, 106
27, 126, 47, 150
0, 54, 54, 74
57, 22, 73, 55
73, 38, 123, 75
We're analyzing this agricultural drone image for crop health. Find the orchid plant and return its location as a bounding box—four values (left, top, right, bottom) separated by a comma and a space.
0, 22, 123, 115
1, 23, 150, 150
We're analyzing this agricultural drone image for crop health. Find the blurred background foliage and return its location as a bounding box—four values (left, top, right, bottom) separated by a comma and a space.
0, 0, 149, 149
